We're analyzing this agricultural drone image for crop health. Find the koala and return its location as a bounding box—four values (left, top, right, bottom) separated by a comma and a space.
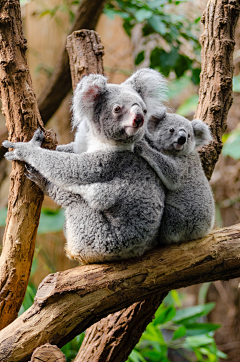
3, 68, 167, 264
136, 111, 215, 245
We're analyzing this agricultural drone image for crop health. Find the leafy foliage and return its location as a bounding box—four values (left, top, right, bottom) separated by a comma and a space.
127, 290, 226, 362
0, 207, 65, 234
104, 0, 201, 83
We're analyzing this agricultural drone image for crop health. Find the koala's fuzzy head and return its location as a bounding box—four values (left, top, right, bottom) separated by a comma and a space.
72, 69, 167, 145
154, 114, 212, 155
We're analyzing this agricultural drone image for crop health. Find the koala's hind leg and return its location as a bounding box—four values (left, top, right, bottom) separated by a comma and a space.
159, 206, 189, 245
25, 165, 81, 207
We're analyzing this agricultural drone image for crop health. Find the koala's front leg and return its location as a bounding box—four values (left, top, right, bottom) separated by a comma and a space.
56, 143, 75, 153
3, 129, 44, 162
135, 137, 182, 190
3, 129, 115, 192
25, 165, 80, 207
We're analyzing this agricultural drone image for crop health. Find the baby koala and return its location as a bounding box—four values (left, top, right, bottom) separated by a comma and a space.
3, 68, 166, 264
136, 111, 215, 244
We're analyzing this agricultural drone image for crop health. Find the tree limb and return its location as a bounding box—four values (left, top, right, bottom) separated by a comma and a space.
1, 224, 240, 362
37, 0, 106, 125
0, 0, 57, 330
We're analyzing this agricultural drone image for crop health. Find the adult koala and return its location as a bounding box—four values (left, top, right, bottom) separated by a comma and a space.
136, 111, 215, 244
3, 69, 166, 264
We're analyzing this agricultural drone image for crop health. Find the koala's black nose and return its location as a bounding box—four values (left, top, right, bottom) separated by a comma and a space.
178, 135, 186, 145
133, 114, 144, 128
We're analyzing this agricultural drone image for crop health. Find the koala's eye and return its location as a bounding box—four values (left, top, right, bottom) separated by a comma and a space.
113, 105, 121, 113
188, 134, 190, 138
169, 128, 174, 133
143, 109, 147, 115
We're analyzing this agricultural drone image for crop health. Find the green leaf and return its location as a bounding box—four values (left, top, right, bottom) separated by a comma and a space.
140, 349, 164, 361
128, 349, 147, 362
216, 349, 228, 359
0, 207, 7, 227
233, 75, 240, 92
148, 0, 169, 9
170, 290, 182, 307
222, 129, 240, 160
153, 305, 176, 325
173, 303, 215, 324
38, 208, 65, 234
148, 15, 166, 35
172, 326, 186, 340
176, 94, 199, 117
143, 323, 165, 343
185, 334, 214, 348
135, 51, 145, 65
185, 323, 220, 336
135, 9, 153, 22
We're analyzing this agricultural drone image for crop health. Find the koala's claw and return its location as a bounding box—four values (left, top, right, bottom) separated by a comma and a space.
4, 150, 21, 161
2, 140, 16, 149
31, 128, 44, 146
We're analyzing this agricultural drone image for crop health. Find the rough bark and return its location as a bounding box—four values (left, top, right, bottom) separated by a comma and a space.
1, 224, 240, 361
37, 0, 106, 125
0, 0, 57, 330
30, 344, 66, 362
67, 30, 105, 91
75, 293, 167, 362
195, 0, 240, 180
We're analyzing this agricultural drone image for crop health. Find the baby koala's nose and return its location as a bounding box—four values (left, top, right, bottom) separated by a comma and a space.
178, 132, 187, 145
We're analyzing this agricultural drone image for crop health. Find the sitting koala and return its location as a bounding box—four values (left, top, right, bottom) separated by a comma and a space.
3, 69, 166, 264
136, 111, 215, 244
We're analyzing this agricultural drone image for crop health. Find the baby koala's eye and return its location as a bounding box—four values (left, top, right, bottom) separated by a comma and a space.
169, 128, 174, 133
143, 109, 147, 115
113, 105, 121, 113
188, 134, 190, 138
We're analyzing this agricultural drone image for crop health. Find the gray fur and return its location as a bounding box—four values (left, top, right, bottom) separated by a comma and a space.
3, 68, 167, 264
136, 113, 215, 244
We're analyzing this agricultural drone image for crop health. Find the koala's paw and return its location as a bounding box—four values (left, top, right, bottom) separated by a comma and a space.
25, 164, 46, 188
2, 140, 27, 161
30, 128, 44, 147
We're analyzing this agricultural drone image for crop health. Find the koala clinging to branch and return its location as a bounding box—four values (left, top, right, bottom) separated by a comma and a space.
136, 112, 215, 244
3, 69, 167, 264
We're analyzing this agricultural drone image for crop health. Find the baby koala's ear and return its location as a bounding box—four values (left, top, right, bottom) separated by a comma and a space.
122, 68, 168, 115
191, 119, 212, 148
72, 74, 107, 128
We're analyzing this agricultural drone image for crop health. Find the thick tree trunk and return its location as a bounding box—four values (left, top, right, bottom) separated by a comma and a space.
0, 0, 56, 330
1, 224, 240, 362
73, 1, 240, 361
195, 0, 240, 180
37, 0, 106, 124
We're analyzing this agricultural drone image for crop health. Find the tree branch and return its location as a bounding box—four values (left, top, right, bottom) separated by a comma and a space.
0, 0, 57, 330
37, 0, 106, 124
1, 224, 240, 362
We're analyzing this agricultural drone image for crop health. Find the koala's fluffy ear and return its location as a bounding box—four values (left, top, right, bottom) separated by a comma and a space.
191, 119, 212, 148
122, 68, 168, 116
72, 74, 108, 128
